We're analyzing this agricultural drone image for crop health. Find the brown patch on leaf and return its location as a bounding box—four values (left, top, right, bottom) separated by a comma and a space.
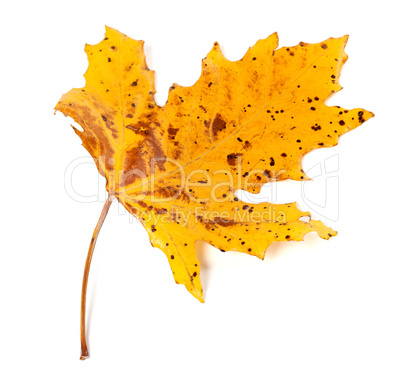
212, 217, 237, 227
168, 125, 179, 140
226, 153, 242, 166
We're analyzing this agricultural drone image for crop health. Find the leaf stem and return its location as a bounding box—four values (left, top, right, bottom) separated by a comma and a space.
80, 194, 114, 360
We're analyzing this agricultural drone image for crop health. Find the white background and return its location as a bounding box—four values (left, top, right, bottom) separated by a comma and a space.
1, 0, 401, 376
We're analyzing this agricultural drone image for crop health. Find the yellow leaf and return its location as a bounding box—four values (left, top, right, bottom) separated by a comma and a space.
56, 26, 373, 303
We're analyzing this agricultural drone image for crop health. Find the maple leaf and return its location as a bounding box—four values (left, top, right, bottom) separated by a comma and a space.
55, 27, 373, 359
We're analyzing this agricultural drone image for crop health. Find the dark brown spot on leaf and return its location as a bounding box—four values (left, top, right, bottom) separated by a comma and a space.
212, 113, 227, 136
227, 153, 242, 166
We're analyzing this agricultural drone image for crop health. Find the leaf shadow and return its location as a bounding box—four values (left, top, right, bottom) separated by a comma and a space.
264, 232, 325, 262
264, 241, 290, 261
195, 240, 212, 300
85, 246, 105, 351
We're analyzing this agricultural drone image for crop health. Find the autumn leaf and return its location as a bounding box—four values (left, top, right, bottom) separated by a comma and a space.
55, 27, 373, 358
